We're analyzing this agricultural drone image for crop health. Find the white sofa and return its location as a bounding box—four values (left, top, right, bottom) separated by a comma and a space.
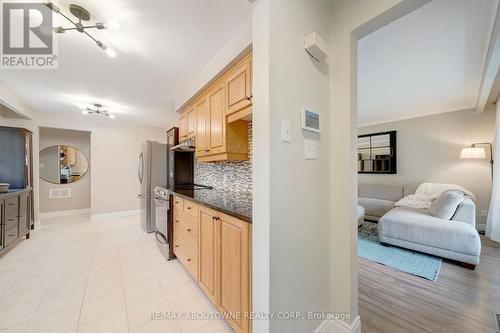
378, 195, 481, 268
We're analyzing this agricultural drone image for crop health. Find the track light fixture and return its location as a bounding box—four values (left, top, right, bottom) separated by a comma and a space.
82, 104, 115, 119
44, 2, 118, 58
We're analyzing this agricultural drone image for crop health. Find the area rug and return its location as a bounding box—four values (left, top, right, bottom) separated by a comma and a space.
358, 221, 442, 281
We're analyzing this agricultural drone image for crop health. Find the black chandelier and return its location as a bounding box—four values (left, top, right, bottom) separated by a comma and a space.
44, 2, 118, 58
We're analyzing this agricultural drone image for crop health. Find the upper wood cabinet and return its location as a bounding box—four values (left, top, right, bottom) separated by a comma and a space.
179, 113, 188, 139
179, 107, 196, 140
195, 97, 209, 155
226, 54, 252, 116
178, 51, 252, 162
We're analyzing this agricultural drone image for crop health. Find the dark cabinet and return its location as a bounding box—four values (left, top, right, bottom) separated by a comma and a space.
0, 190, 31, 254
0, 127, 34, 230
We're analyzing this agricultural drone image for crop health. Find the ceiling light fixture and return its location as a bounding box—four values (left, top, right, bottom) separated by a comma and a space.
44, 2, 118, 58
82, 104, 115, 119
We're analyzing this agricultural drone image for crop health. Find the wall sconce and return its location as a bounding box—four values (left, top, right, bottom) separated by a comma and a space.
460, 143, 493, 180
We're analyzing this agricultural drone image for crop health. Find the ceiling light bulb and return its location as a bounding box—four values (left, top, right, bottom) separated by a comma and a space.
81, 110, 89, 115
105, 48, 117, 58
109, 114, 115, 119
105, 20, 120, 29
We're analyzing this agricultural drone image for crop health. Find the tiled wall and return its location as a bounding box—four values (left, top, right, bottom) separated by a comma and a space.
194, 122, 252, 193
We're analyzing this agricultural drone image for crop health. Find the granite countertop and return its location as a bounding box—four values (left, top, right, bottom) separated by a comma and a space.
0, 188, 31, 198
173, 188, 252, 223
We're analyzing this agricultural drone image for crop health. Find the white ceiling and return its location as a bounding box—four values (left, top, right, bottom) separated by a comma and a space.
0, 0, 251, 127
358, 0, 499, 126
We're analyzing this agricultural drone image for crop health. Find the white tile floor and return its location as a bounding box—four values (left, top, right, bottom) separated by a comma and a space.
0, 214, 233, 333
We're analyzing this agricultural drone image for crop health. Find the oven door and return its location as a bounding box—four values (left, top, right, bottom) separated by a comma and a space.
154, 195, 170, 259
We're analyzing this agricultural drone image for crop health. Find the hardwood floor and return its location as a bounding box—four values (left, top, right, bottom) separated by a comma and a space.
358, 236, 500, 333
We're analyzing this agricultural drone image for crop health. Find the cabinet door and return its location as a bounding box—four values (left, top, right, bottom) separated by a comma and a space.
195, 97, 210, 155
179, 114, 188, 139
0, 201, 3, 249
19, 194, 29, 235
220, 214, 250, 333
208, 83, 225, 154
226, 56, 252, 116
198, 208, 220, 304
187, 108, 196, 138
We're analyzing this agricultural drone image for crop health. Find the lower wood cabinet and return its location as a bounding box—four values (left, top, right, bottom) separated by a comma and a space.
173, 196, 251, 333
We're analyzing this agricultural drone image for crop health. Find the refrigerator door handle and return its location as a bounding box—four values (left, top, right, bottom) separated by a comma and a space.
137, 153, 144, 184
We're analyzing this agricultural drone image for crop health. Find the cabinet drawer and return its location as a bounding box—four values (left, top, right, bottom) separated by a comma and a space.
177, 213, 197, 244
4, 225, 18, 247
4, 197, 18, 214
174, 196, 183, 211
4, 211, 18, 230
179, 245, 198, 280
183, 200, 199, 218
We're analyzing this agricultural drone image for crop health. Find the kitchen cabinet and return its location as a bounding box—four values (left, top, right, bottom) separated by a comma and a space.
0, 189, 32, 255
179, 113, 187, 139
219, 212, 251, 333
179, 52, 252, 163
198, 207, 220, 304
173, 196, 198, 280
179, 107, 196, 140
226, 54, 252, 116
194, 81, 249, 162
172, 195, 251, 333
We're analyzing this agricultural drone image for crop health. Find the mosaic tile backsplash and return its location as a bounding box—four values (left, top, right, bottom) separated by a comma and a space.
194, 122, 252, 193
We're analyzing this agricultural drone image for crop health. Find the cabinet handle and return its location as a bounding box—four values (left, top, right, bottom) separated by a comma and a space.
175, 220, 179, 223
187, 228, 192, 232
204, 149, 210, 153
8, 218, 15, 222
8, 203, 14, 206
187, 258, 192, 262
245, 94, 253, 101
8, 234, 14, 237
175, 245, 179, 248
187, 207, 191, 210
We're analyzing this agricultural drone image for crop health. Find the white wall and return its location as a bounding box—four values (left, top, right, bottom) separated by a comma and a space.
358, 109, 496, 229
253, 1, 332, 332
175, 17, 253, 110
33, 112, 168, 216
39, 128, 91, 214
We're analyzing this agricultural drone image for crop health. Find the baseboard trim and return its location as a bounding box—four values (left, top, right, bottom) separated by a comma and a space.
91, 209, 140, 220
39, 208, 91, 219
34, 220, 41, 228
314, 316, 361, 333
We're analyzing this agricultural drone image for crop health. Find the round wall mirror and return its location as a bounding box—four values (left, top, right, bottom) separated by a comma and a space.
39, 145, 89, 184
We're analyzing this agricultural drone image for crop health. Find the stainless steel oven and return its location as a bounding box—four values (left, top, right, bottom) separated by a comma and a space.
154, 187, 171, 259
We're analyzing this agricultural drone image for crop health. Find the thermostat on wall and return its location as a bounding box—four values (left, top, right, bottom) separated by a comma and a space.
301, 107, 320, 133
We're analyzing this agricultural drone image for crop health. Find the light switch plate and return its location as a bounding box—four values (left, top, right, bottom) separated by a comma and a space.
281, 120, 291, 142
305, 139, 317, 160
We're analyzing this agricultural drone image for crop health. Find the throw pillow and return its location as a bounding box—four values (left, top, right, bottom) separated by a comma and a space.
429, 190, 464, 220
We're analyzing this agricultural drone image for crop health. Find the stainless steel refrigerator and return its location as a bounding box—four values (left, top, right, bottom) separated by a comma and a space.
138, 141, 166, 233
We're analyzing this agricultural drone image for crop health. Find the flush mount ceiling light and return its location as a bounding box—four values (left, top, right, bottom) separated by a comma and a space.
44, 2, 118, 58
81, 104, 115, 119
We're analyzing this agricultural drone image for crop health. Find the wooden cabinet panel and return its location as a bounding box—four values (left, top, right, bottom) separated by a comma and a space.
179, 114, 188, 139
199, 208, 220, 304
226, 55, 252, 116
19, 194, 29, 235
184, 200, 199, 218
4, 225, 18, 247
208, 83, 225, 153
195, 97, 210, 155
187, 108, 196, 137
220, 214, 251, 333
